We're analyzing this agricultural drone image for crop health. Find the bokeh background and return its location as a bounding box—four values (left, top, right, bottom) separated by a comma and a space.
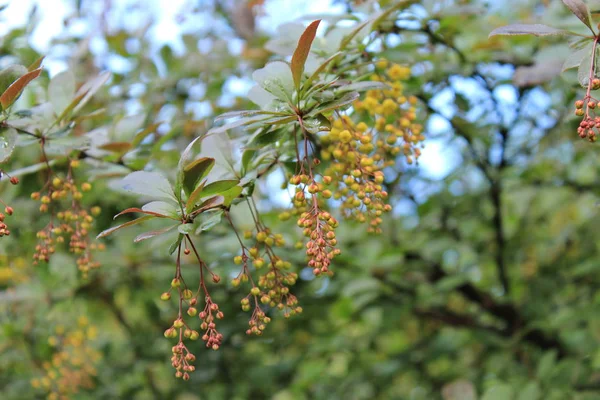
2, 0, 600, 399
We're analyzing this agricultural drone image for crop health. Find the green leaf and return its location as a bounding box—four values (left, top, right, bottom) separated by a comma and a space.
0, 65, 27, 95
563, 0, 595, 34
0, 127, 17, 163
183, 157, 215, 195
291, 20, 321, 89
207, 114, 275, 136
200, 180, 239, 198
141, 201, 180, 218
481, 384, 514, 400
301, 51, 342, 96
241, 149, 256, 176
27, 56, 45, 72
177, 223, 194, 235
220, 185, 243, 206
120, 171, 177, 204
168, 234, 184, 255
186, 181, 206, 214
96, 215, 155, 239
562, 42, 593, 71
134, 224, 178, 243
252, 61, 295, 102
489, 24, 578, 38
48, 70, 75, 117
536, 350, 557, 381
196, 210, 223, 233
0, 68, 42, 110
176, 135, 204, 198
130, 122, 160, 148
336, 81, 389, 92
578, 46, 594, 86
517, 383, 541, 400
72, 71, 111, 114
307, 91, 359, 115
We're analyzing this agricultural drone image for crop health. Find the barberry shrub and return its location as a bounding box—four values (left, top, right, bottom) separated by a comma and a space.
0, 2, 422, 382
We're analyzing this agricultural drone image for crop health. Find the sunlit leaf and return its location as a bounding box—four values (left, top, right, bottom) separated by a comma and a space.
48, 70, 75, 116
120, 171, 177, 204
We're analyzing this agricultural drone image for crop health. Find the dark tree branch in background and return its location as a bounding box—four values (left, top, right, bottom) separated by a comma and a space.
403, 252, 568, 357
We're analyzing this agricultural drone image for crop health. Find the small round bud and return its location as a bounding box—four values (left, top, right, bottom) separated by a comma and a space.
9, 176, 18, 185
160, 292, 171, 301
5, 207, 13, 216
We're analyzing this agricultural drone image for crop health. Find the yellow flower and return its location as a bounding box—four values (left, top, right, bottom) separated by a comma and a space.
387, 64, 411, 81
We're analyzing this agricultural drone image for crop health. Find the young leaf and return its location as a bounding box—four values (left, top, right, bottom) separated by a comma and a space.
186, 181, 207, 214
200, 180, 239, 198
0, 68, 42, 110
489, 24, 576, 38
176, 135, 204, 197
183, 157, 215, 195
168, 234, 184, 255
96, 215, 155, 239
48, 70, 75, 117
177, 223, 194, 235
307, 91, 360, 115
291, 20, 321, 89
134, 224, 178, 243
220, 185, 243, 206
336, 81, 390, 93
0, 127, 17, 163
120, 171, 178, 204
241, 149, 256, 176
196, 210, 224, 233
0, 65, 27, 95
563, 0, 595, 34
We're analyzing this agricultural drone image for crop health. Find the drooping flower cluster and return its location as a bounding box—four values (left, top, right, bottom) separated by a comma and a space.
30, 317, 101, 400
161, 237, 224, 379
318, 60, 423, 232
228, 204, 300, 334
574, 79, 600, 142
31, 160, 103, 276
0, 172, 19, 238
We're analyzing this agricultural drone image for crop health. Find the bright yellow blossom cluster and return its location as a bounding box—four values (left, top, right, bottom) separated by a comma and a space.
319, 61, 424, 232
30, 317, 100, 400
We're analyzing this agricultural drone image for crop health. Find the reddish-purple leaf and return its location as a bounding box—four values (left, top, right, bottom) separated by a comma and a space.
291, 20, 321, 89
114, 207, 175, 219
96, 215, 155, 239
0, 68, 42, 110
